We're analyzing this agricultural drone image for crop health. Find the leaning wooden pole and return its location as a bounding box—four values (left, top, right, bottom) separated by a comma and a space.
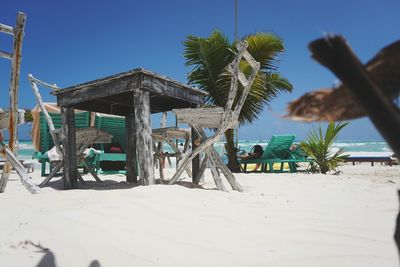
8, 12, 26, 153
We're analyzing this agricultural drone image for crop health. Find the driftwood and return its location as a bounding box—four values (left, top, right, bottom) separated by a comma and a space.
287, 39, 400, 121
169, 41, 260, 192
0, 142, 40, 194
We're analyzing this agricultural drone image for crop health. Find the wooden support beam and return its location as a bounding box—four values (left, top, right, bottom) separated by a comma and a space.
133, 89, 154, 185
207, 149, 227, 192
0, 23, 14, 35
0, 160, 12, 193
191, 127, 200, 184
61, 106, 78, 189
0, 51, 12, 60
158, 112, 167, 180
125, 111, 138, 183
0, 142, 40, 194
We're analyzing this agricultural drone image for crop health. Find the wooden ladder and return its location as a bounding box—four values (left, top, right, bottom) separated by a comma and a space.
0, 12, 39, 194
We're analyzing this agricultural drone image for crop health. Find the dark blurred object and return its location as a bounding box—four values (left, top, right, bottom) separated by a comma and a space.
288, 35, 400, 258
287, 39, 400, 121
100, 143, 125, 171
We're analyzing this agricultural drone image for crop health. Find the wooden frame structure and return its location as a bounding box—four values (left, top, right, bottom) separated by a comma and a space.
152, 112, 192, 180
168, 41, 260, 192
28, 75, 113, 187
0, 12, 39, 194
51, 68, 207, 189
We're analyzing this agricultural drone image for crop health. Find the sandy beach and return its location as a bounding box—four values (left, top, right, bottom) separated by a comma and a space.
0, 163, 399, 267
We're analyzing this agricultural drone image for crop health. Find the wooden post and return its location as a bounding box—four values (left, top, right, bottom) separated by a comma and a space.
191, 127, 200, 184
125, 110, 138, 183
61, 106, 77, 189
133, 89, 154, 185
8, 12, 26, 154
29, 75, 63, 157
158, 112, 167, 180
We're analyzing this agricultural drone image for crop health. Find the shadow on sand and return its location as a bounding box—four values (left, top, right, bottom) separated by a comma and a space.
39, 176, 217, 191
35, 250, 101, 267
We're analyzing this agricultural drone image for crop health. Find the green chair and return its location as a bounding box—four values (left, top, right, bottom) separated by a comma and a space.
240, 134, 296, 173
33, 111, 92, 176
93, 115, 128, 174
285, 145, 314, 172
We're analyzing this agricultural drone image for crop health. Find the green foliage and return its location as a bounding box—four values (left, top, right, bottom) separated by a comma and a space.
300, 121, 349, 174
24, 108, 33, 123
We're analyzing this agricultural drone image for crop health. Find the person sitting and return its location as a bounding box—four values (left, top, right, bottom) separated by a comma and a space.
238, 144, 264, 171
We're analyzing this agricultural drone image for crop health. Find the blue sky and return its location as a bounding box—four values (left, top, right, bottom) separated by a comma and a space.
1, 0, 399, 141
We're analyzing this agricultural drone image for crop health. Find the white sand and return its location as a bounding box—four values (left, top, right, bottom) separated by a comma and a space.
0, 163, 399, 267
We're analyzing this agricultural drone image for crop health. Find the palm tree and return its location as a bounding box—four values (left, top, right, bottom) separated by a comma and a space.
183, 30, 292, 172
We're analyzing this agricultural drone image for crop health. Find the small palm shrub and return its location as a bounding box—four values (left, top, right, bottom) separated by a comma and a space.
24, 109, 33, 123
301, 121, 349, 174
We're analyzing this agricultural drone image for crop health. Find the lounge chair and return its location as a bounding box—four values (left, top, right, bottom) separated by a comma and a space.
287, 145, 314, 172
92, 114, 128, 174
33, 111, 93, 176
240, 134, 296, 173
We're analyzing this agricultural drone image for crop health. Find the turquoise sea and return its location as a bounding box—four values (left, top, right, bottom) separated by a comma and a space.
13, 139, 393, 161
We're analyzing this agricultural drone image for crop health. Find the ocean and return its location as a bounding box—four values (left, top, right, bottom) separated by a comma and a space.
12, 139, 394, 161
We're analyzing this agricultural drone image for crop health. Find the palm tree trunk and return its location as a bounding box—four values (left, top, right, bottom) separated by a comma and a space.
224, 129, 242, 172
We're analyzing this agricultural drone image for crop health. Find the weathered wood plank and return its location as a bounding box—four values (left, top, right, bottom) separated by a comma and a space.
142, 74, 205, 104
53, 69, 206, 107
134, 89, 154, 185
56, 76, 140, 106
164, 138, 192, 178
0, 160, 12, 193
74, 100, 132, 116
125, 111, 138, 183
0, 50, 12, 60
152, 127, 191, 141
29, 75, 64, 159
174, 107, 224, 128
0, 142, 40, 194
61, 106, 78, 189
208, 147, 243, 192
206, 149, 227, 192
0, 23, 14, 35
158, 112, 167, 180
195, 152, 207, 184
40, 162, 63, 186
